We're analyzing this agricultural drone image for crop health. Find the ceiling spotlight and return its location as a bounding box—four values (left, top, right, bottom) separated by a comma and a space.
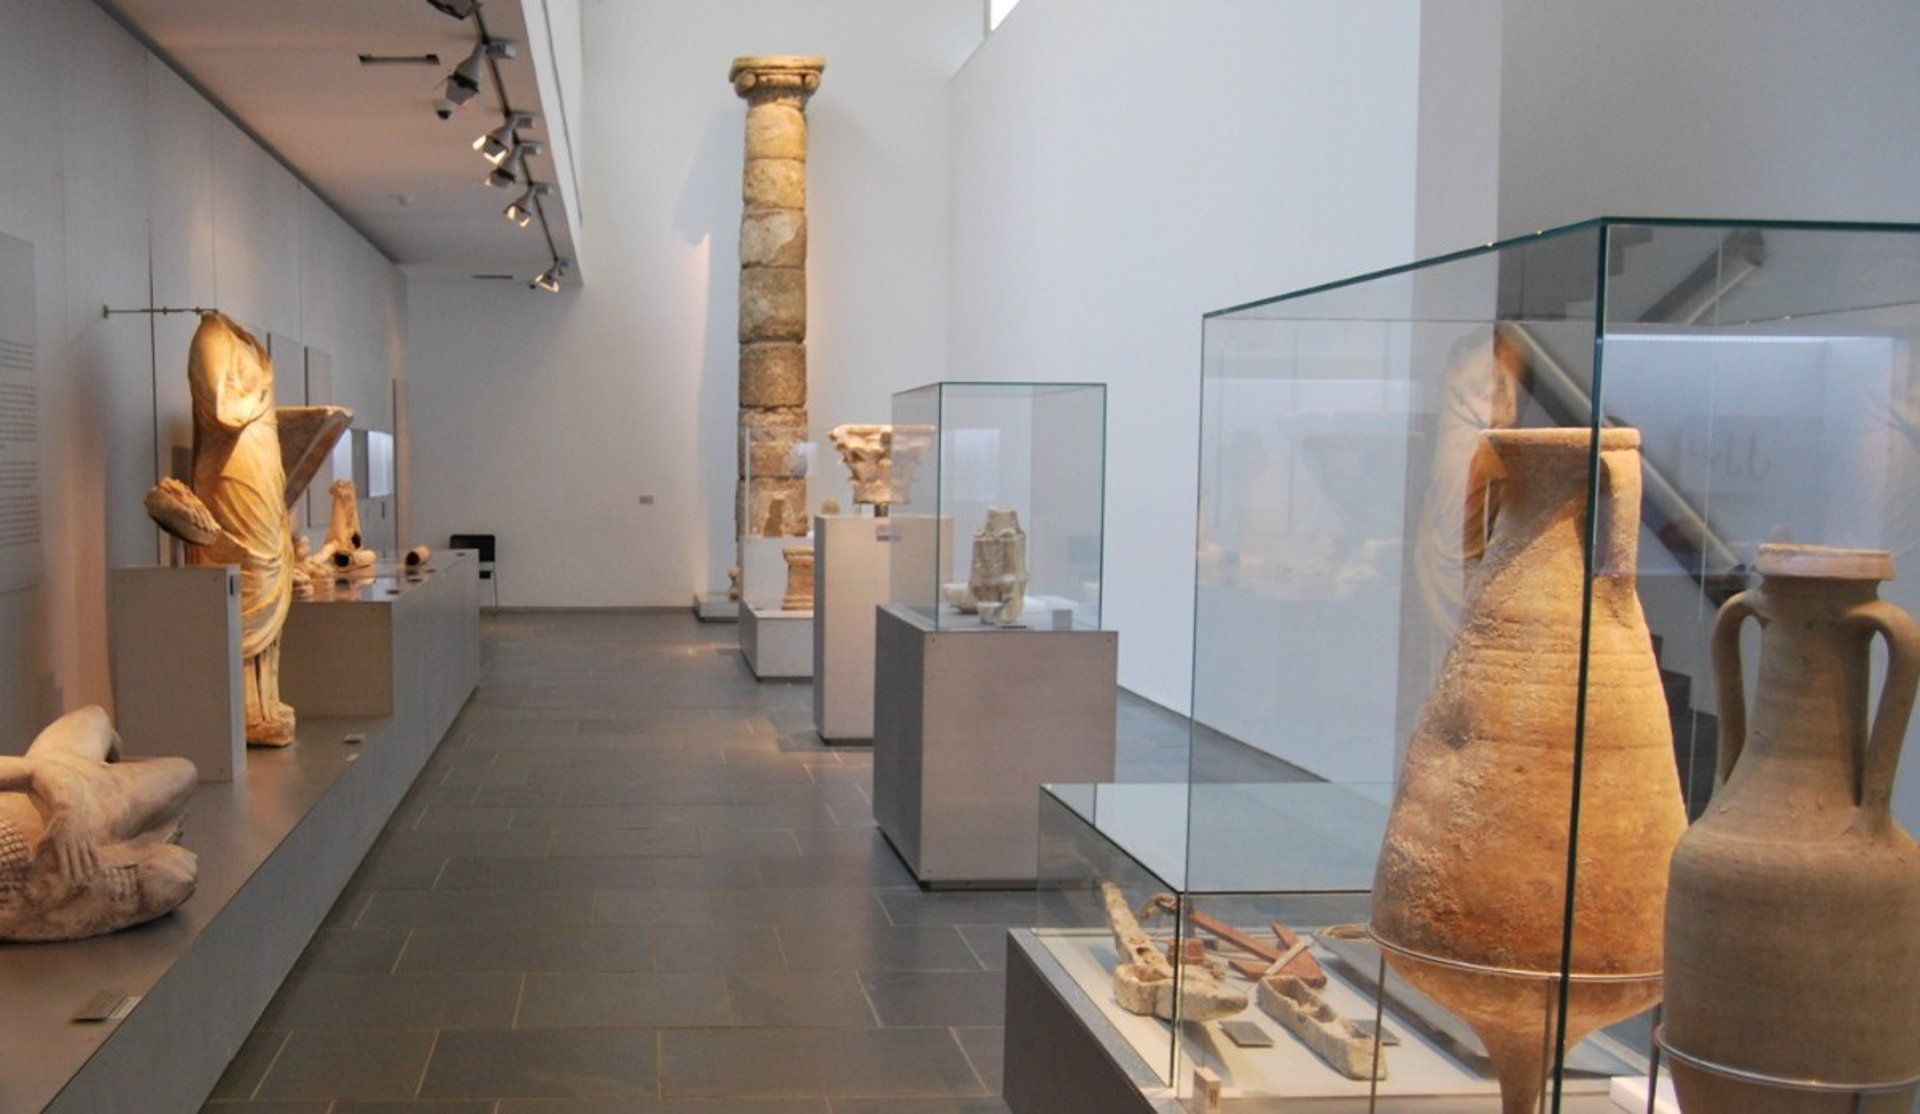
531, 258, 570, 293
439, 40, 517, 111
426, 0, 480, 18
504, 183, 551, 228
485, 140, 542, 188
474, 114, 534, 164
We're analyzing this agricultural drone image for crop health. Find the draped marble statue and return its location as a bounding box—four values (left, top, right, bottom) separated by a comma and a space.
0, 706, 197, 941
145, 312, 352, 746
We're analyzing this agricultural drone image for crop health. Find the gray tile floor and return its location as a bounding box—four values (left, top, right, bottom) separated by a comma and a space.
204, 610, 1197, 1113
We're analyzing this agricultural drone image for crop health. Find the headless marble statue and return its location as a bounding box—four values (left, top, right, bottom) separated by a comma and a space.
0, 707, 197, 942
145, 312, 352, 746
967, 507, 1028, 626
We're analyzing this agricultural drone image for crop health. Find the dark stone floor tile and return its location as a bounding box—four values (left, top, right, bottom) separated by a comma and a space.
660, 1028, 984, 1098
208, 1029, 286, 1100
437, 854, 657, 890
875, 890, 1040, 927
260, 971, 520, 1030
955, 926, 1009, 972
517, 971, 731, 1028
955, 1027, 1004, 1092
335, 1102, 497, 1113
397, 924, 655, 973
705, 888, 892, 932
650, 855, 762, 889
414, 805, 518, 832
699, 829, 802, 857
828, 1099, 1010, 1114
498, 1101, 826, 1113
360, 888, 597, 928
861, 971, 1006, 1027
253, 1028, 436, 1100
294, 927, 412, 974
200, 1102, 332, 1113
653, 924, 787, 972
592, 888, 714, 926
419, 1028, 661, 1099
725, 972, 878, 1027
546, 827, 703, 857
779, 925, 983, 973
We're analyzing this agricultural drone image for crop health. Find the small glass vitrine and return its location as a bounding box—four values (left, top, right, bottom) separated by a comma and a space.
888, 381, 1106, 631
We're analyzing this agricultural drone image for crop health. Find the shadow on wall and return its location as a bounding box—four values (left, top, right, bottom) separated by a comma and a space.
674, 107, 746, 595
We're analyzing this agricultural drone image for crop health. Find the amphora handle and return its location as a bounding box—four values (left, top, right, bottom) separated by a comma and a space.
1710, 591, 1763, 788
1846, 599, 1920, 822
1462, 438, 1504, 572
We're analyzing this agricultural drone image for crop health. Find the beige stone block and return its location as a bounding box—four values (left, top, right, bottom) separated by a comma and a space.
739, 267, 806, 343
740, 210, 807, 268
743, 159, 806, 210
740, 343, 807, 409
744, 103, 807, 161
746, 477, 809, 538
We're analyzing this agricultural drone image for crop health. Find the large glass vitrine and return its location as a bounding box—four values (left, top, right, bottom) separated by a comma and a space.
1029, 219, 1920, 1111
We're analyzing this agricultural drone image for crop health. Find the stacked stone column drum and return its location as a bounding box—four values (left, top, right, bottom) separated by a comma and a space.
731, 56, 824, 546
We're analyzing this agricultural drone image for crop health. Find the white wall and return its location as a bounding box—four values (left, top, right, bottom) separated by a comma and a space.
408, 0, 982, 605
946, 0, 1425, 711
1497, 1, 1920, 233
0, 0, 405, 746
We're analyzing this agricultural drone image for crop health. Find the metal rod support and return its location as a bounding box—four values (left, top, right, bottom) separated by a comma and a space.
102, 306, 217, 318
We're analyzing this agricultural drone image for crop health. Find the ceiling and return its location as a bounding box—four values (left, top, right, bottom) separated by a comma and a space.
101, 0, 577, 280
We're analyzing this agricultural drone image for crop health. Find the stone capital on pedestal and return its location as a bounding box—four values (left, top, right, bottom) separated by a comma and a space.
730, 55, 826, 99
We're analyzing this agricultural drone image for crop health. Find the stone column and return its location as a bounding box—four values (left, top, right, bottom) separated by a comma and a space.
730, 55, 824, 559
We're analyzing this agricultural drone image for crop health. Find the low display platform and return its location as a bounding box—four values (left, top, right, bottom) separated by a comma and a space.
0, 555, 479, 1113
1011, 780, 1652, 1112
741, 602, 814, 680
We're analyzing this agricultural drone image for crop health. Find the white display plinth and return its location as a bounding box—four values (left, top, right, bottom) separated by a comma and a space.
742, 603, 814, 680
740, 534, 810, 610
110, 565, 246, 782
873, 603, 1118, 886
812, 514, 890, 742
694, 591, 740, 622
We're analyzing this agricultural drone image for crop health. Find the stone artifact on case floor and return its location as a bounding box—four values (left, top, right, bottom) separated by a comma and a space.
144, 311, 352, 746
1370, 427, 1686, 1114
0, 706, 197, 942
967, 507, 1028, 626
1664, 543, 1920, 1113
1102, 882, 1245, 1023
303, 478, 376, 578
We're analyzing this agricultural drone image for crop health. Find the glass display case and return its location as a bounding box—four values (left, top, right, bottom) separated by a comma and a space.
1024, 219, 1920, 1111
888, 381, 1106, 631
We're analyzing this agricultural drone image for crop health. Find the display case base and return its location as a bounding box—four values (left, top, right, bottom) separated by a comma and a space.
0, 556, 480, 1114
1004, 928, 1176, 1114
872, 604, 1118, 886
812, 514, 889, 743
742, 602, 815, 680
693, 591, 741, 622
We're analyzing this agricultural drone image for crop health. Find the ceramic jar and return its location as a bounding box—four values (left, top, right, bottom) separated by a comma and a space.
1371, 427, 1687, 1113
1664, 543, 1920, 1112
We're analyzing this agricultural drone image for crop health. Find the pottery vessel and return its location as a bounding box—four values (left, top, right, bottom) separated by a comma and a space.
1370, 427, 1686, 1114
1664, 544, 1920, 1113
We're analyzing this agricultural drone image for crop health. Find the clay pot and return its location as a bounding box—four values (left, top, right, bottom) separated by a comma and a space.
1664, 544, 1920, 1112
1370, 427, 1687, 1114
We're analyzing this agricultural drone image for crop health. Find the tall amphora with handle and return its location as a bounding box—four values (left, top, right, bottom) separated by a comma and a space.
1664, 543, 1920, 1112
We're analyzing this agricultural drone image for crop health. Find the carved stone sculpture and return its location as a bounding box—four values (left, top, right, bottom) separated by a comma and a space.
1664, 544, 1920, 1112
941, 582, 978, 613
1103, 883, 1245, 1022
781, 546, 815, 611
1370, 428, 1686, 1114
303, 478, 375, 578
144, 312, 352, 747
731, 54, 825, 567
1257, 974, 1386, 1081
967, 508, 1028, 626
0, 706, 197, 942
827, 423, 894, 512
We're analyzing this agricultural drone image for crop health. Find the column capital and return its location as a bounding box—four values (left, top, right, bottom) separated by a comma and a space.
730, 55, 826, 99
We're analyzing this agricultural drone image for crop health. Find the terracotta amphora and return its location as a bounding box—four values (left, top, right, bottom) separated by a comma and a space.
1664, 544, 1920, 1113
1371, 427, 1687, 1114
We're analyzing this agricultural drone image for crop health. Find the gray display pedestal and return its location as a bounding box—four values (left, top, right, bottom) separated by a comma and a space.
8, 555, 480, 1114
872, 603, 1117, 886
812, 514, 889, 742
110, 565, 247, 782
741, 603, 814, 680
1004, 929, 1172, 1114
